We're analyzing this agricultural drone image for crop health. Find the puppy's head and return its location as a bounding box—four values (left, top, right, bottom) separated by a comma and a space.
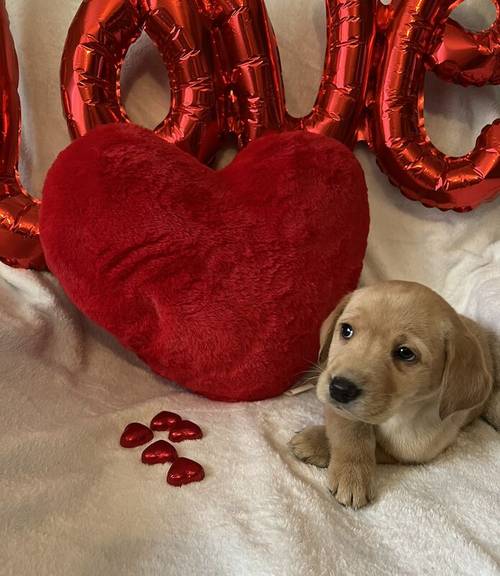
316, 282, 492, 424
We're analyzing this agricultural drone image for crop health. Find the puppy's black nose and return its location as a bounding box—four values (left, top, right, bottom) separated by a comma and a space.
329, 377, 361, 404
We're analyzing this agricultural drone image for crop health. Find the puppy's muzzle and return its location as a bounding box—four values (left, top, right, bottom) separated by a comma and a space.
329, 376, 362, 404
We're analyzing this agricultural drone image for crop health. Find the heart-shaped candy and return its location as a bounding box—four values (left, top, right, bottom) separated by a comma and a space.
168, 420, 203, 442
167, 457, 205, 487
120, 422, 154, 448
141, 440, 178, 464
150, 411, 182, 431
41, 125, 369, 401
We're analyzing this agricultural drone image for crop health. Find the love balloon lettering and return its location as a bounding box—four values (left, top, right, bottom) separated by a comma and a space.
1, 0, 499, 270
0, 2, 45, 269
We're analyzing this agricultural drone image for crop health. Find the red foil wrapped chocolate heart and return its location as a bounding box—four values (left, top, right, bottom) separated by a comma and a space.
167, 457, 205, 487
168, 420, 203, 443
120, 422, 154, 448
141, 440, 178, 465
150, 411, 181, 431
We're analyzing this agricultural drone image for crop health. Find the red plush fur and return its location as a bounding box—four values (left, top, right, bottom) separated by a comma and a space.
40, 125, 369, 401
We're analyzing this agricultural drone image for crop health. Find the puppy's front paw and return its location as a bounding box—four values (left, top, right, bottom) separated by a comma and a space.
288, 425, 330, 468
328, 461, 374, 509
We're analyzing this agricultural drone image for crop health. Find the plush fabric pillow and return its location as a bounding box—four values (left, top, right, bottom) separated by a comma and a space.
40, 124, 369, 401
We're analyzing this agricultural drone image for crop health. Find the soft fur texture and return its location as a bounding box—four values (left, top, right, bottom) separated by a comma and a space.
290, 281, 499, 508
40, 125, 369, 401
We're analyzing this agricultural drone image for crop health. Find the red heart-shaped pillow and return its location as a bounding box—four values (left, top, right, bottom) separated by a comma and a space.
40, 125, 369, 401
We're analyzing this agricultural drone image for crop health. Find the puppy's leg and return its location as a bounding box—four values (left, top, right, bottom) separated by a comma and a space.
325, 406, 376, 509
288, 425, 330, 468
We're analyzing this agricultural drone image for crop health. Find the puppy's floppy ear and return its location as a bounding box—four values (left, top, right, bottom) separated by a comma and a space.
318, 293, 352, 364
439, 320, 493, 420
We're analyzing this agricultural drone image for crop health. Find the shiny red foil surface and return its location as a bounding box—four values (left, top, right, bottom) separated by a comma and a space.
61, 0, 500, 212
0, 0, 45, 269
2, 0, 499, 269
371, 0, 500, 211
60, 0, 219, 162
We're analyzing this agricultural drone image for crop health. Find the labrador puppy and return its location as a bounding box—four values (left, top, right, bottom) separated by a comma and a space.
289, 281, 499, 509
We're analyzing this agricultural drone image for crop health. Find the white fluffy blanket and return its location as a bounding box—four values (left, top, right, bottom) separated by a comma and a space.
1, 1, 499, 575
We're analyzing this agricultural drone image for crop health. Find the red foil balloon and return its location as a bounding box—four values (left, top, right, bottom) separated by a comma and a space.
58, 0, 499, 215
195, 0, 375, 149
289, 0, 376, 148
194, 0, 286, 146
0, 1, 45, 270
430, 0, 500, 87
61, 0, 219, 162
371, 0, 500, 211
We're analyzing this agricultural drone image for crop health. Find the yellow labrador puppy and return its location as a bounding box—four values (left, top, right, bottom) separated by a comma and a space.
289, 281, 499, 509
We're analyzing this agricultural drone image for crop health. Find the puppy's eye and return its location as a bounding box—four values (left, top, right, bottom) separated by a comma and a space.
393, 346, 417, 362
340, 323, 354, 340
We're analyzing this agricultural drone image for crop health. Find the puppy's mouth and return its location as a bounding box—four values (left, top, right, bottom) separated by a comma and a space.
332, 402, 391, 425
329, 402, 361, 421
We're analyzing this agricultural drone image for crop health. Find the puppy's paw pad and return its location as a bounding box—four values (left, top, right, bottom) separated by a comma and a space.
288, 426, 329, 468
